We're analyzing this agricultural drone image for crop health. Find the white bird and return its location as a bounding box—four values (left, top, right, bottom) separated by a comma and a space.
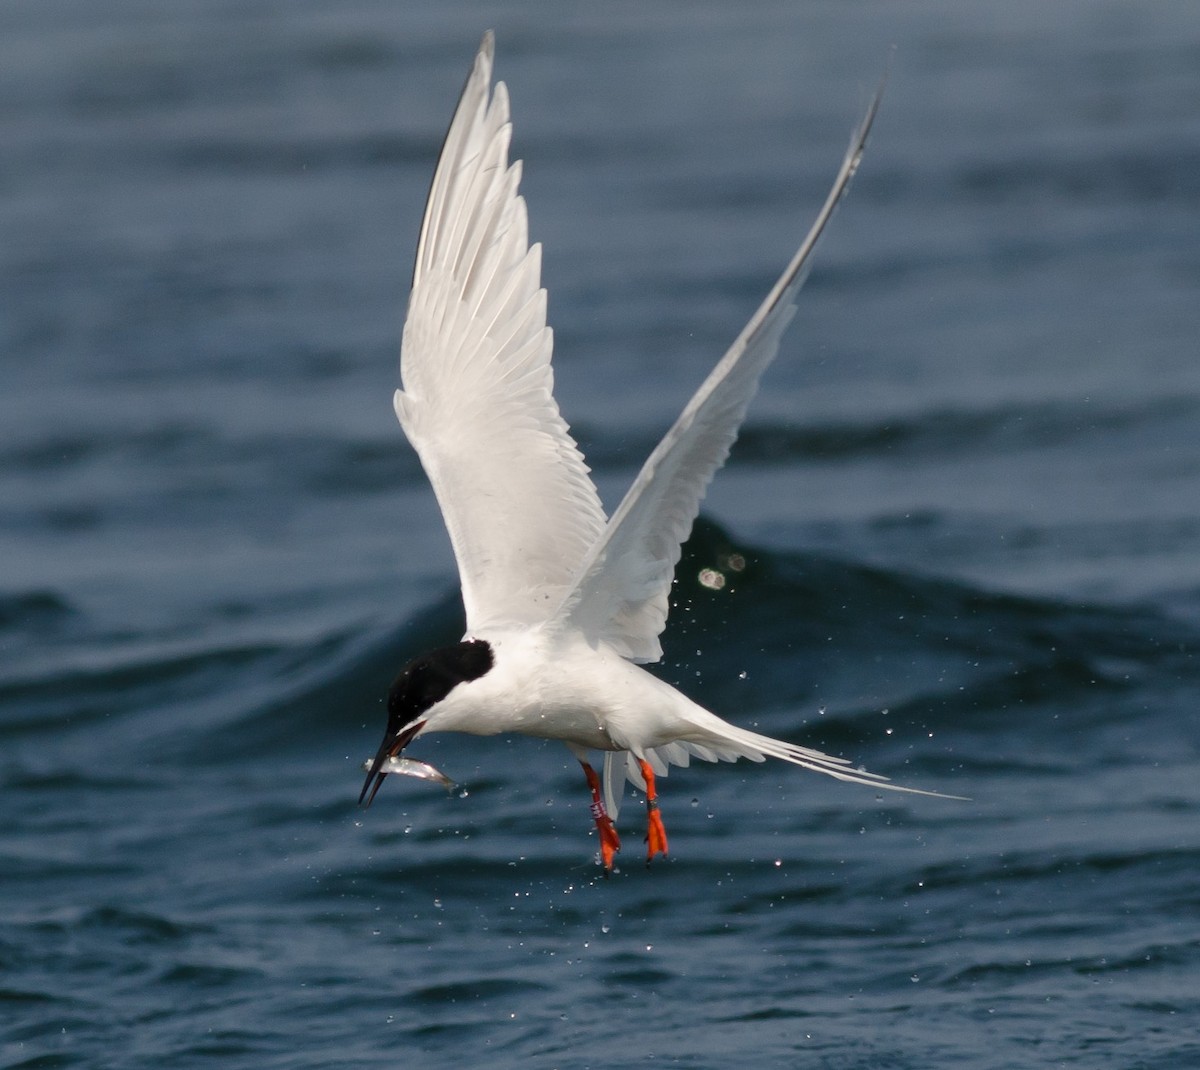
361, 32, 954, 870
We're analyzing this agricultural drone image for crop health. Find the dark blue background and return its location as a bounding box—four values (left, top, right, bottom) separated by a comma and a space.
3, 2, 1198, 1066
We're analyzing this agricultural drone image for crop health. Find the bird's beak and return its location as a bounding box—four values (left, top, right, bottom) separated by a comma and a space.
358, 720, 425, 807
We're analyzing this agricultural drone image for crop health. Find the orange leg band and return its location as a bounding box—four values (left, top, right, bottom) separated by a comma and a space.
580, 761, 621, 871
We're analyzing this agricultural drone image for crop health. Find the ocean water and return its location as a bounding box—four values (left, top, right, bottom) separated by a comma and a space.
3, 2, 1199, 1067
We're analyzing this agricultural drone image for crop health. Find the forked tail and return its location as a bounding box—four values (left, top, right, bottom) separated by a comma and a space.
601, 723, 965, 818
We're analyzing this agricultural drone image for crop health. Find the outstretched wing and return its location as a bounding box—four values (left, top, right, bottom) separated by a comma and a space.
556, 88, 883, 662
396, 33, 606, 632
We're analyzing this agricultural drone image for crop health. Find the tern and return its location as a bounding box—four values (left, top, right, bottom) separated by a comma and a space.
360, 33, 953, 870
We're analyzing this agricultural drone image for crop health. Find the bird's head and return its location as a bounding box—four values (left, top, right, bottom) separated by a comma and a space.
358, 638, 494, 806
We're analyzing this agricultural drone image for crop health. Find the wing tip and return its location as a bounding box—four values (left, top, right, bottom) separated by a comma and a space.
465, 32, 496, 107
471, 32, 496, 104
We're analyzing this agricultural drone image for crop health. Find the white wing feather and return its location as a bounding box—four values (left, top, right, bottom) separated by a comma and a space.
556, 88, 883, 663
396, 33, 606, 632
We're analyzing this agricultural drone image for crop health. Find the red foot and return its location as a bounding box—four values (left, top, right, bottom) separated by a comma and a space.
638, 759, 669, 863
580, 761, 621, 871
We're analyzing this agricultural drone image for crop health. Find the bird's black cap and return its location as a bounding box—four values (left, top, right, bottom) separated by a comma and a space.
359, 639, 494, 806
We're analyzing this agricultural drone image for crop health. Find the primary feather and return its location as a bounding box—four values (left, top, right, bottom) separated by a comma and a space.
396, 32, 607, 634
557, 88, 881, 665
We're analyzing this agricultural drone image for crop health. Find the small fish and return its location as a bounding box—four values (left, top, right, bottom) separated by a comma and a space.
362, 755, 455, 790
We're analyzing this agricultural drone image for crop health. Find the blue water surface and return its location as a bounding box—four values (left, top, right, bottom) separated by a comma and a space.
2, 2, 1199, 1067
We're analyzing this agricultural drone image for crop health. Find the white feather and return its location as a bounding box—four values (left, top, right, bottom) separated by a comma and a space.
396, 32, 606, 633
373, 37, 962, 852
554, 90, 882, 663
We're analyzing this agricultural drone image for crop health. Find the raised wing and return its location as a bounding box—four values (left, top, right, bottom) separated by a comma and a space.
557, 87, 883, 662
396, 33, 606, 632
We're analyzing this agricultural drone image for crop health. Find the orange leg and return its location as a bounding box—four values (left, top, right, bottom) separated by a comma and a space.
579, 761, 621, 871
638, 758, 669, 863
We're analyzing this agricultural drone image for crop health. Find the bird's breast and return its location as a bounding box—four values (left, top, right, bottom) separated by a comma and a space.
433, 629, 695, 754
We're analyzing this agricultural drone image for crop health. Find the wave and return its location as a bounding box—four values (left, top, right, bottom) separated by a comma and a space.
5, 519, 1194, 779
0, 423, 424, 503
0, 590, 76, 633
233, 518, 1200, 784
577, 392, 1200, 470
